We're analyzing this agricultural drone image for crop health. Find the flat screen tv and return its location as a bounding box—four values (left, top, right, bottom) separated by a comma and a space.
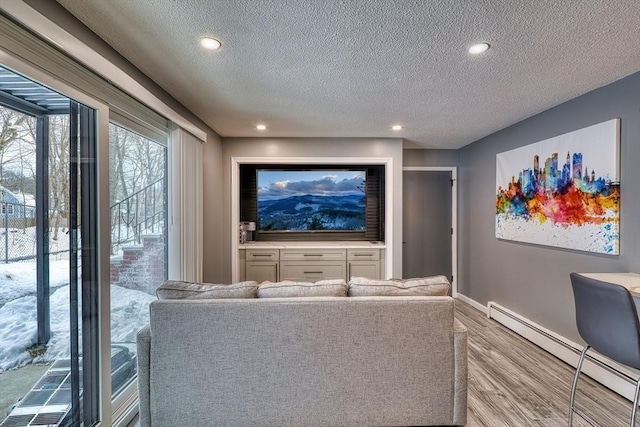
257, 169, 366, 232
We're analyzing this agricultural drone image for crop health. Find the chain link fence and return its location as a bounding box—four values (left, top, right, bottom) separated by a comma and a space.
1, 201, 70, 263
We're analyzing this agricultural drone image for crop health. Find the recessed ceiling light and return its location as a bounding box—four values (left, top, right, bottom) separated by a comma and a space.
199, 37, 221, 50
468, 42, 490, 54
256, 124, 267, 130
391, 125, 403, 131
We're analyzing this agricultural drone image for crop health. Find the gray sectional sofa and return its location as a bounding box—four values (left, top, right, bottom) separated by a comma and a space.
136, 279, 468, 426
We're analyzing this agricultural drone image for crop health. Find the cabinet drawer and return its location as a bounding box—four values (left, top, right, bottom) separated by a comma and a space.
280, 261, 346, 282
280, 249, 346, 261
347, 249, 379, 261
246, 249, 279, 261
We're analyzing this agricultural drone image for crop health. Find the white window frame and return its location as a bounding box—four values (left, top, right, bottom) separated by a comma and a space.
1, 202, 14, 215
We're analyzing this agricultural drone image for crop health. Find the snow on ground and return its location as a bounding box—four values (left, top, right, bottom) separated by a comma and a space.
110, 286, 156, 343
0, 260, 70, 306
0, 295, 38, 370
0, 260, 156, 372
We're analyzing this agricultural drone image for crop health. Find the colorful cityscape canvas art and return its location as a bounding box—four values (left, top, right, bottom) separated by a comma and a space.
495, 119, 620, 254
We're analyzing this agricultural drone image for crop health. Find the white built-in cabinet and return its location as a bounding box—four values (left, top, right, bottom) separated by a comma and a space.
241, 245, 384, 283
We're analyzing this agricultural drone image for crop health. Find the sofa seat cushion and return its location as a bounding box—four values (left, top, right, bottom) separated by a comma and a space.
348, 275, 451, 297
156, 280, 258, 299
258, 279, 348, 298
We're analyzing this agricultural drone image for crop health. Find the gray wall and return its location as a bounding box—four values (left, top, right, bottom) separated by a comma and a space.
202, 134, 224, 282
18, 0, 226, 283
220, 137, 404, 282
402, 148, 458, 167
458, 72, 640, 343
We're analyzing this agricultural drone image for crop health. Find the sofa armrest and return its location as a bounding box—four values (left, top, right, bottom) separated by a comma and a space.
453, 318, 468, 425
136, 324, 151, 427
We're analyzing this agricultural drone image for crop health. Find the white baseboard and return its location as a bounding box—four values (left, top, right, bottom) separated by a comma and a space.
457, 294, 638, 402
455, 293, 486, 314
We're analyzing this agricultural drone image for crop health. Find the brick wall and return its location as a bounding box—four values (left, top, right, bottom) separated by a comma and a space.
110, 234, 166, 295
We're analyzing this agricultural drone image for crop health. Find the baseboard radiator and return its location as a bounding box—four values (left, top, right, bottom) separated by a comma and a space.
487, 301, 639, 402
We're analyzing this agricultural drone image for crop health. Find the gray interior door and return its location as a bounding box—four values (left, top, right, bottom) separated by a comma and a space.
402, 170, 452, 280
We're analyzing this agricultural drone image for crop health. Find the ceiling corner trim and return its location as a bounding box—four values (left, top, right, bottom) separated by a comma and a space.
0, 0, 207, 141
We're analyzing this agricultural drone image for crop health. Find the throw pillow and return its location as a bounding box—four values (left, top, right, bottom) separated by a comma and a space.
348, 275, 451, 297
257, 279, 348, 298
156, 280, 258, 299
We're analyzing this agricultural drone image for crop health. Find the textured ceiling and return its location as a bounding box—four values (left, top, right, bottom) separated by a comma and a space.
55, 0, 640, 148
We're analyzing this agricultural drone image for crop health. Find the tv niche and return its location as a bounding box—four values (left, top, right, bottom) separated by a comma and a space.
239, 164, 385, 242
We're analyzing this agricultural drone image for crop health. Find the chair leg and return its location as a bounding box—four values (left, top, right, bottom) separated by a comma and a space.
569, 345, 590, 426
631, 377, 640, 427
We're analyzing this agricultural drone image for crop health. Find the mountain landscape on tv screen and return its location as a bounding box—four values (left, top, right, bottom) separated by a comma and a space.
258, 194, 365, 231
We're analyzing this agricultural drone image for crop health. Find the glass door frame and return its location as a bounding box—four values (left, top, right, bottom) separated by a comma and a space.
107, 120, 169, 421
1, 50, 116, 425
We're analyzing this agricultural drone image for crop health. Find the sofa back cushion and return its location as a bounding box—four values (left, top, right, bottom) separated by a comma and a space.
348, 275, 451, 297
257, 279, 348, 298
156, 280, 258, 299
148, 296, 456, 426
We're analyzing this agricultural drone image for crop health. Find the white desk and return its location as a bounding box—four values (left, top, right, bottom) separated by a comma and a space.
578, 273, 640, 297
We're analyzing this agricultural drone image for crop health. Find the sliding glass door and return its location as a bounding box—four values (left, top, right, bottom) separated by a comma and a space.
0, 67, 100, 427
2, 14, 173, 423
108, 123, 167, 403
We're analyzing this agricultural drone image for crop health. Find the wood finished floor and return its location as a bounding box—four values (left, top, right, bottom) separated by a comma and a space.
127, 300, 634, 427
455, 299, 634, 427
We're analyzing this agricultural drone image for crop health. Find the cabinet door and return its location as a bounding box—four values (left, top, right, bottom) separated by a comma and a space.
246, 262, 278, 282
348, 261, 380, 280
280, 261, 346, 282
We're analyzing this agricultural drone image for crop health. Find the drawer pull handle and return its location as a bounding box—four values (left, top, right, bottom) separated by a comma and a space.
252, 254, 273, 257
303, 271, 323, 274
352, 253, 372, 257
303, 254, 323, 257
